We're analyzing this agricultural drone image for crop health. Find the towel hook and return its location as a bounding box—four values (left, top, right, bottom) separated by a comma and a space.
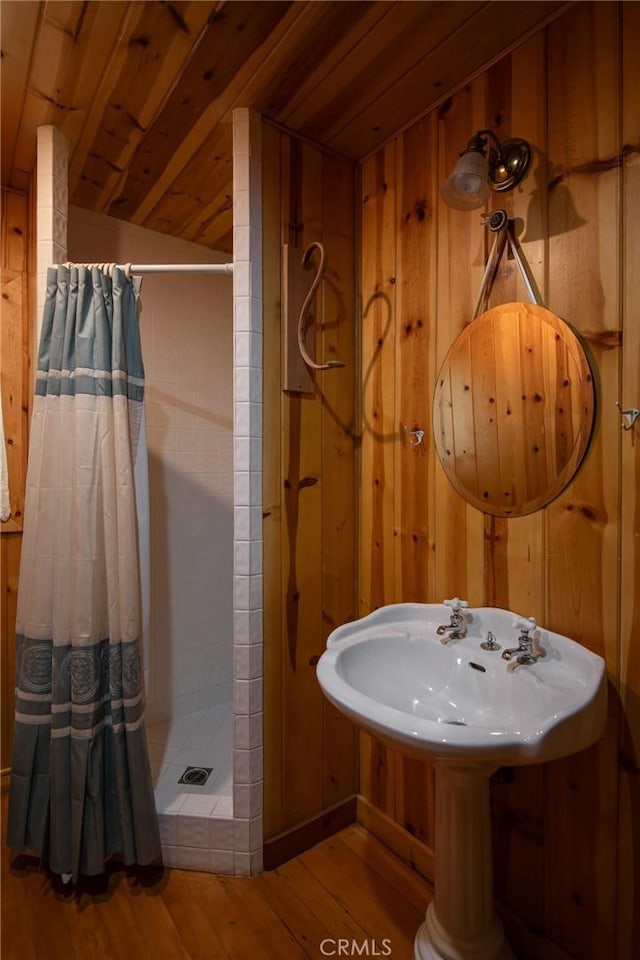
297, 241, 345, 372
616, 401, 640, 431
403, 424, 425, 447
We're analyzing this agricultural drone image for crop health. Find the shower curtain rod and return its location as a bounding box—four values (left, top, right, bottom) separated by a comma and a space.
128, 262, 233, 274
56, 262, 234, 275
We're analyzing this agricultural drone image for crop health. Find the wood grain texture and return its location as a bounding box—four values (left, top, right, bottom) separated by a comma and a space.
482, 43, 549, 927
11, 1, 135, 194
274, 1, 397, 131
141, 125, 233, 242
1, 188, 28, 773
0, 0, 41, 188
359, 142, 397, 617
357, 6, 638, 958
319, 143, 358, 812
483, 29, 547, 618
393, 114, 437, 605
1, 790, 431, 960
357, 794, 435, 886
262, 121, 285, 839
288, 1, 486, 148
616, 4, 640, 960
434, 303, 595, 516
543, 9, 621, 953
262, 126, 357, 839
298, 833, 423, 956
2, 1, 567, 250
264, 797, 358, 871
618, 5, 640, 959
0, 268, 28, 534
433, 77, 487, 606
359, 142, 398, 821
104, 2, 290, 220
66, 1, 148, 195
393, 114, 439, 849
73, 1, 219, 213
126, 3, 322, 230
328, 2, 568, 160
280, 139, 326, 827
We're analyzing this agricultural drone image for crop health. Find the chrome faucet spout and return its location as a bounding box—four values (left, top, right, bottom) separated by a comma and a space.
436, 599, 470, 643
436, 612, 467, 643
502, 646, 524, 661
502, 616, 539, 664
501, 636, 535, 664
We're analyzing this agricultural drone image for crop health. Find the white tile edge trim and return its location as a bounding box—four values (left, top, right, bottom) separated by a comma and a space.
230, 107, 264, 872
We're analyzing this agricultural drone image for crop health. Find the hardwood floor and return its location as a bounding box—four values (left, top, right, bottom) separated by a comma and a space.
1, 795, 432, 960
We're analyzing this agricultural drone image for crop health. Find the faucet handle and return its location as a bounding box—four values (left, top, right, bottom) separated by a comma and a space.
444, 598, 469, 613
513, 616, 537, 635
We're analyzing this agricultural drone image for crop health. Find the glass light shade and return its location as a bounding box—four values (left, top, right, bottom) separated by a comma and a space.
440, 150, 491, 210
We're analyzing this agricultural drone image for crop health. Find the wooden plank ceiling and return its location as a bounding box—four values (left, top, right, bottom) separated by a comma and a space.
1, 0, 567, 252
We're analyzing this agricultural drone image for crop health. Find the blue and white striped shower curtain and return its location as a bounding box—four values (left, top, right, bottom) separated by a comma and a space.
7, 265, 160, 880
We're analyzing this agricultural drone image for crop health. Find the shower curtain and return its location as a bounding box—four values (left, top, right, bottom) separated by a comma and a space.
7, 265, 160, 880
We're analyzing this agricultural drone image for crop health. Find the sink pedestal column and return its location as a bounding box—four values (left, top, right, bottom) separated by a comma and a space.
414, 764, 515, 960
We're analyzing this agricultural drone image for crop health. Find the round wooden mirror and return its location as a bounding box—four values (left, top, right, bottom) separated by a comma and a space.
433, 302, 595, 517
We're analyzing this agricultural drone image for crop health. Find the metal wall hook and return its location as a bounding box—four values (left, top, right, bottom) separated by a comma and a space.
473, 210, 544, 319
403, 425, 425, 447
616, 401, 640, 431
481, 208, 509, 232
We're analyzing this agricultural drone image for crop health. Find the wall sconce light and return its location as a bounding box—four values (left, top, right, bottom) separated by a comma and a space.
440, 130, 532, 210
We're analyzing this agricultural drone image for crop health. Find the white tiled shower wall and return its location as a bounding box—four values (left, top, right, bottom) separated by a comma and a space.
67, 207, 234, 725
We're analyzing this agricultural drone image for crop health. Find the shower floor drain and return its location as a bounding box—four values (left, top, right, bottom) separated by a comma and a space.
178, 766, 213, 786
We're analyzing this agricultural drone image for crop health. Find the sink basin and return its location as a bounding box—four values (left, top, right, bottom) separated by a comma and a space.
317, 602, 606, 766
316, 603, 607, 960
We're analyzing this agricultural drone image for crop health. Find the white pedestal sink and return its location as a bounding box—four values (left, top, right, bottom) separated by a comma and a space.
316, 603, 607, 960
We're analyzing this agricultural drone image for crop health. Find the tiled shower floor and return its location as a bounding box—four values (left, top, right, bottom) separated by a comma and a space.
147, 702, 233, 818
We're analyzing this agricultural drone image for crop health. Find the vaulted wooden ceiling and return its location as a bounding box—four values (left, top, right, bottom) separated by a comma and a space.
1, 0, 567, 252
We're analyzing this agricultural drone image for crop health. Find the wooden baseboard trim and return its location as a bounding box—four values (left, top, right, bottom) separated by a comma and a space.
356, 794, 435, 885
264, 795, 357, 870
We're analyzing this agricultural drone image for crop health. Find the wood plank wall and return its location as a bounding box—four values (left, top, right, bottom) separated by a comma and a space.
618, 7, 640, 956
358, 4, 639, 959
1, 186, 29, 773
262, 123, 358, 843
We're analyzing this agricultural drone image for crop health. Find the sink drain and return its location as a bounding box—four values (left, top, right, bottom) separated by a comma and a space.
178, 766, 212, 786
